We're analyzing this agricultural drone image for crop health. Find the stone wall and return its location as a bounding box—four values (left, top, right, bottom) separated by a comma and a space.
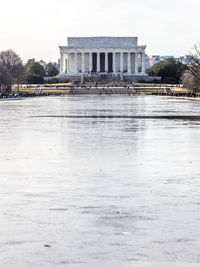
68, 37, 138, 48
123, 76, 161, 82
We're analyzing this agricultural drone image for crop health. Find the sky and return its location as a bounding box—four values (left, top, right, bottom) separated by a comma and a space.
1, 0, 199, 63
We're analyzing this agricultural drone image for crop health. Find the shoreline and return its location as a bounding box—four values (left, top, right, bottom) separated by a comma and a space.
0, 97, 22, 101
1, 94, 200, 101
160, 95, 200, 101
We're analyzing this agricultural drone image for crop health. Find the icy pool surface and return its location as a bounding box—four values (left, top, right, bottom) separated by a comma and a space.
0, 96, 200, 266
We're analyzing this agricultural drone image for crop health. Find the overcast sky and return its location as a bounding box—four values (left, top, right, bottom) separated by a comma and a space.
1, 0, 199, 63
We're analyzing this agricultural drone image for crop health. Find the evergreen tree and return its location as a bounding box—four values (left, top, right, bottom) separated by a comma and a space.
45, 62, 59, 77
26, 59, 45, 83
147, 58, 186, 84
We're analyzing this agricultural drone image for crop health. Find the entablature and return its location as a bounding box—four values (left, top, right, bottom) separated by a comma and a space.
59, 46, 146, 54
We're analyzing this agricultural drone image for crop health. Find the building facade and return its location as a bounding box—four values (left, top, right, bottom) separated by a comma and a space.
59, 37, 147, 77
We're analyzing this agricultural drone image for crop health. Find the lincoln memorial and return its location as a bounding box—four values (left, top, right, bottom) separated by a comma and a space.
59, 37, 147, 78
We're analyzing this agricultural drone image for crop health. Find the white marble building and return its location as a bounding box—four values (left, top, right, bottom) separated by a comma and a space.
59, 37, 147, 77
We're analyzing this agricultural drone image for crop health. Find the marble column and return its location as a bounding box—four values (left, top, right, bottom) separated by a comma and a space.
81, 53, 85, 73
105, 52, 108, 72
63, 53, 66, 73
135, 52, 138, 74
141, 52, 145, 74
60, 52, 63, 73
113, 52, 116, 73
128, 52, 131, 74
67, 53, 70, 74
74, 52, 77, 74
120, 52, 123, 73
97, 52, 100, 72
89, 52, 92, 72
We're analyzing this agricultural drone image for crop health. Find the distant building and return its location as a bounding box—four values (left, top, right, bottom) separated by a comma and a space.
149, 55, 161, 67
160, 56, 174, 61
178, 55, 190, 65
53, 61, 59, 71
145, 54, 150, 70
39, 60, 46, 67
148, 54, 190, 67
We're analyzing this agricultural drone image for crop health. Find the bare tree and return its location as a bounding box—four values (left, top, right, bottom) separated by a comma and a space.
182, 70, 197, 92
0, 50, 26, 95
182, 44, 200, 91
0, 64, 12, 95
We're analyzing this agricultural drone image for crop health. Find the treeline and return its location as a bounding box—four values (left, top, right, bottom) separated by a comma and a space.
26, 58, 58, 83
181, 45, 200, 92
0, 49, 59, 95
146, 58, 186, 84
146, 44, 200, 92
1, 46, 200, 95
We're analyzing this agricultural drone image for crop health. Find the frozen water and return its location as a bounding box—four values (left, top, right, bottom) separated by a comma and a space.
0, 96, 200, 266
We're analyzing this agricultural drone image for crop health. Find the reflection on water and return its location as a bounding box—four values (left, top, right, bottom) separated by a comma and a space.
1, 96, 200, 267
